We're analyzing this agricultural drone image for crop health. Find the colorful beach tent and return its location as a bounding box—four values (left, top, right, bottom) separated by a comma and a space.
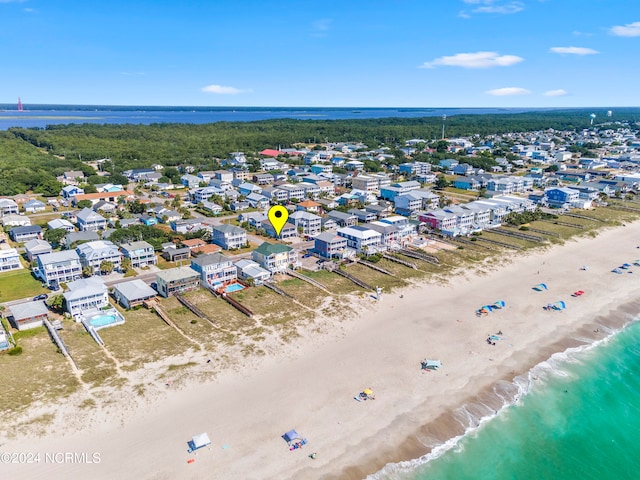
552, 301, 566, 310
533, 283, 548, 291
363, 388, 373, 396
493, 300, 506, 308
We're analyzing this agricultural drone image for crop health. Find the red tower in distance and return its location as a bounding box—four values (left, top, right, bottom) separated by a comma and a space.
17, 97, 23, 112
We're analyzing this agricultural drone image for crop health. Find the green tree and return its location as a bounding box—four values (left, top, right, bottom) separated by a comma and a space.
82, 183, 98, 194
128, 199, 146, 214
47, 294, 65, 313
44, 228, 67, 246
76, 200, 93, 209
82, 265, 94, 277
434, 174, 450, 190
100, 260, 114, 275
121, 257, 132, 273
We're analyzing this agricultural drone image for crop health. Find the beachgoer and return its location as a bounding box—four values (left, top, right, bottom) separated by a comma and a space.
310, 453, 317, 459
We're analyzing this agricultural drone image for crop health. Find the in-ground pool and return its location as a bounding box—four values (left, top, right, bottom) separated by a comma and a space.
225, 283, 245, 293
87, 310, 125, 330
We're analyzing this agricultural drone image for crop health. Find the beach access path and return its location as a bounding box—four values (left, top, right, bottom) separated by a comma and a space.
4, 221, 640, 480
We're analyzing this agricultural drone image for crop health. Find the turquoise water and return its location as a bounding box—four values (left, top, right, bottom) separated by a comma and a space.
374, 320, 640, 480
225, 283, 245, 293
89, 314, 118, 328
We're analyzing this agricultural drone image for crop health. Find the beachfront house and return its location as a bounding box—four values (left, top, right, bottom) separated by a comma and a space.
24, 239, 53, 262
251, 242, 300, 274
112, 279, 157, 309
337, 226, 384, 254
190, 253, 237, 289
313, 232, 349, 259
234, 259, 271, 285
120, 241, 157, 268
76, 240, 123, 275
76, 208, 107, 231
171, 219, 203, 234
0, 248, 22, 272
63, 277, 109, 319
212, 224, 247, 250
35, 250, 82, 288
418, 210, 458, 236
155, 266, 201, 297
544, 187, 580, 209
8, 301, 49, 330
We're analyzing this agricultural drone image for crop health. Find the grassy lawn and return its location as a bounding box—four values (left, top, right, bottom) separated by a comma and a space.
58, 320, 122, 388
0, 327, 79, 421
98, 305, 195, 371
0, 269, 48, 302
478, 230, 543, 250
444, 187, 481, 197
576, 207, 640, 225
224, 241, 261, 255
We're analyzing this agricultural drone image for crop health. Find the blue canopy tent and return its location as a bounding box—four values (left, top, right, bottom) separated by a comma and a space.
552, 301, 566, 310
493, 300, 506, 309
533, 283, 548, 292
282, 429, 307, 450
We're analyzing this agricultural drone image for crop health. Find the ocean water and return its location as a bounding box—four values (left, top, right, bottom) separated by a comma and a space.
0, 105, 549, 130
372, 319, 640, 480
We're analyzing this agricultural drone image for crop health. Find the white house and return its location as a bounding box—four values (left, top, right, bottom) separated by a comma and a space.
63, 277, 109, 319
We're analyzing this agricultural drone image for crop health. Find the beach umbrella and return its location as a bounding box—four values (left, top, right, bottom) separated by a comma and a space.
364, 388, 373, 396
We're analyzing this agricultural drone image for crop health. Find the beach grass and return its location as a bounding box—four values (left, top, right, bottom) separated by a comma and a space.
159, 295, 225, 348
0, 327, 79, 421
276, 277, 327, 309
57, 320, 122, 387
182, 290, 257, 334
304, 269, 366, 295
0, 269, 48, 302
97, 305, 195, 371
344, 263, 408, 292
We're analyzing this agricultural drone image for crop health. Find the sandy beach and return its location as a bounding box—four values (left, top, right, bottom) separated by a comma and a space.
3, 221, 640, 480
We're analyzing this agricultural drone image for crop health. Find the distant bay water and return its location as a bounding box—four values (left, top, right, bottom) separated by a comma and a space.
0, 105, 550, 130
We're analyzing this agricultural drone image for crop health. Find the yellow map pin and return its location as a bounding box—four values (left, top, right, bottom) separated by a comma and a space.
268, 205, 289, 236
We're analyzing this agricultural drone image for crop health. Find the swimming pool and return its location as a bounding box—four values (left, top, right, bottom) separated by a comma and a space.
88, 310, 125, 330
225, 283, 245, 293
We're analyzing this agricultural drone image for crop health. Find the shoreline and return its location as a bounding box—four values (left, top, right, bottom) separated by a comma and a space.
3, 222, 640, 480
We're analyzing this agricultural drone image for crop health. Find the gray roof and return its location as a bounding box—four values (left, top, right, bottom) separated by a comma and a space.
48, 218, 74, 230
63, 277, 107, 302
38, 249, 80, 265
315, 231, 344, 242
120, 240, 154, 251
214, 223, 245, 234
10, 301, 49, 321
191, 252, 232, 267
113, 279, 157, 301
156, 266, 199, 282
76, 208, 106, 222
66, 231, 99, 244
24, 239, 52, 252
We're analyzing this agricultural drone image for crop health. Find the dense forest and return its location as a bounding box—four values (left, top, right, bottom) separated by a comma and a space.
1, 108, 639, 196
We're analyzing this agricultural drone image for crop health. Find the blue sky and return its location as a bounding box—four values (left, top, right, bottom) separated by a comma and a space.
2, 0, 639, 107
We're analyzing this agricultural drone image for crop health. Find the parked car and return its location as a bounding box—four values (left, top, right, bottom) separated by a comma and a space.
33, 294, 48, 301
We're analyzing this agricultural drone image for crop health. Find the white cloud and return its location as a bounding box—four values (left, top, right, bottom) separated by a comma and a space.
421, 51, 523, 69
460, 0, 524, 15
610, 21, 640, 37
485, 87, 531, 96
549, 46, 599, 55
201, 85, 250, 95
543, 89, 568, 97
572, 30, 593, 37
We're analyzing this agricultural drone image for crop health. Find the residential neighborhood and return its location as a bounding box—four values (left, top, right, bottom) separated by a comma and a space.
2, 123, 640, 350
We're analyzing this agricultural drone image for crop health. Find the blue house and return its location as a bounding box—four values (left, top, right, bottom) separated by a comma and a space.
544, 188, 579, 209
61, 185, 84, 199
438, 159, 459, 169
140, 215, 158, 226
453, 177, 480, 191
